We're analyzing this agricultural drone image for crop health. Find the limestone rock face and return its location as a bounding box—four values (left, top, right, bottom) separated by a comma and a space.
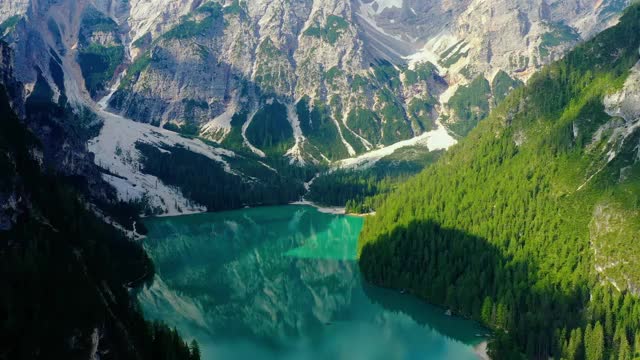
363, 0, 629, 80
0, 0, 29, 23
1, 0, 632, 163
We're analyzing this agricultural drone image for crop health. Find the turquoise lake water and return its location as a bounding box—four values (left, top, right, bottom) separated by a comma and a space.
137, 205, 487, 359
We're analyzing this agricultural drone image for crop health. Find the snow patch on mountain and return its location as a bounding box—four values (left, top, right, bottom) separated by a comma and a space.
202, 94, 239, 142
332, 114, 357, 157
88, 109, 240, 216
242, 109, 267, 158
405, 46, 442, 71
285, 102, 308, 165
341, 105, 375, 151
335, 120, 457, 170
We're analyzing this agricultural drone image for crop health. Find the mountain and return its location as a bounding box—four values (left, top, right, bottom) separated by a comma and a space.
0, 79, 200, 359
2, 0, 640, 358
358, 4, 640, 358
105, 0, 630, 152
0, 4, 202, 358
0, 0, 630, 215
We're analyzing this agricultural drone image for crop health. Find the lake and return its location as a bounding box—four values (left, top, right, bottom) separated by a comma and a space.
137, 205, 487, 359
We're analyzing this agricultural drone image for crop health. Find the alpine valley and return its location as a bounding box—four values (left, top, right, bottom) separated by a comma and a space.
1, 0, 639, 359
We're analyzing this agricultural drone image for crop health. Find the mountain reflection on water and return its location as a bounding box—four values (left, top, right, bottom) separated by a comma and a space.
136, 205, 486, 360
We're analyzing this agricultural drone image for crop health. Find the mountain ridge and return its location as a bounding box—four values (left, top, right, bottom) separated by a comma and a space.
0, 0, 632, 214
3, 0, 629, 156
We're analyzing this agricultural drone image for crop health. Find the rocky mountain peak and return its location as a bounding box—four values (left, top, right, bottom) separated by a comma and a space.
0, 0, 632, 212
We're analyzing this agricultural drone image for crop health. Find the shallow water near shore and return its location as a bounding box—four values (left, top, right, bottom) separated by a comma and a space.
137, 205, 487, 359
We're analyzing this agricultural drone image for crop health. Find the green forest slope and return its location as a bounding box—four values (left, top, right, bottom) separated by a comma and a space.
0, 86, 199, 360
359, 5, 640, 359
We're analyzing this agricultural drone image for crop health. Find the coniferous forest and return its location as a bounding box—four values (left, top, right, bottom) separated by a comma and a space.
359, 5, 640, 359
136, 142, 310, 213
306, 148, 444, 213
4, 1, 640, 358
0, 87, 198, 360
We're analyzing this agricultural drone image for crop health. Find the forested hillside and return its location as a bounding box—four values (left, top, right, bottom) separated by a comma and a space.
136, 142, 310, 212
0, 87, 198, 359
307, 148, 444, 212
359, 5, 640, 359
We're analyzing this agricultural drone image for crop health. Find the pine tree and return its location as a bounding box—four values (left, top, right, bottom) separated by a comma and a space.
190, 339, 201, 360
481, 297, 493, 324
585, 322, 605, 360
565, 328, 583, 360
618, 334, 631, 360
585, 324, 594, 360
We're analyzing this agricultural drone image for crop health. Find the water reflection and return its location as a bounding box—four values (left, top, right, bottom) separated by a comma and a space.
137, 205, 485, 360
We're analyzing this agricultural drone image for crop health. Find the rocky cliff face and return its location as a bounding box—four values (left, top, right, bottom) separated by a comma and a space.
0, 0, 116, 203
2, 0, 630, 165
364, 0, 628, 78
366, 0, 630, 131
2, 0, 320, 215
591, 60, 640, 294
104, 0, 630, 161
109, 0, 427, 163
0, 0, 633, 213
0, 0, 29, 23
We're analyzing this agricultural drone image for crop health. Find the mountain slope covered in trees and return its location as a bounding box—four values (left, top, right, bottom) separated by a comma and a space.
359, 4, 640, 359
0, 85, 199, 359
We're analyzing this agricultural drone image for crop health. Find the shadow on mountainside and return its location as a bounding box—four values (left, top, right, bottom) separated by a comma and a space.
359, 219, 590, 359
